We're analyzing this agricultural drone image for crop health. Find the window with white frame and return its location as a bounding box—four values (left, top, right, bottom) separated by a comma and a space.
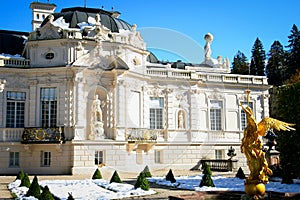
41, 88, 57, 128
149, 97, 164, 129
154, 150, 162, 164
41, 151, 51, 167
210, 100, 222, 131
6, 92, 26, 128
215, 149, 224, 160
9, 152, 19, 167
95, 150, 104, 165
241, 102, 253, 130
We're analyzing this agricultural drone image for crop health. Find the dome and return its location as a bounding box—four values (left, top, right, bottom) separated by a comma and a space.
40, 7, 132, 32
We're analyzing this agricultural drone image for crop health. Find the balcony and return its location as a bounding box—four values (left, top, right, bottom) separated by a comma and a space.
21, 127, 65, 144
126, 128, 159, 153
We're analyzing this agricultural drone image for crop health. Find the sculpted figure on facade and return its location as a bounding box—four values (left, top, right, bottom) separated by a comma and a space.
89, 94, 105, 140
93, 94, 103, 123
178, 110, 185, 129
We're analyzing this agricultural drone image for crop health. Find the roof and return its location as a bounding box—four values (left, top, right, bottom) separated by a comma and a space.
0, 30, 29, 55
40, 7, 132, 32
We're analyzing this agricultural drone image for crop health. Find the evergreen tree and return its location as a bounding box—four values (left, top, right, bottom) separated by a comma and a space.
26, 175, 41, 199
109, 171, 122, 183
274, 83, 300, 183
199, 163, 215, 187
40, 185, 55, 200
165, 169, 176, 183
134, 172, 150, 191
286, 24, 300, 80
16, 170, 25, 181
20, 173, 30, 188
250, 38, 266, 76
266, 40, 287, 86
92, 168, 102, 179
231, 50, 249, 75
143, 165, 152, 178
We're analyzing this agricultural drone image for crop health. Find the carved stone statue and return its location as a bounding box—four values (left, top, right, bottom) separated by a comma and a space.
93, 94, 102, 123
178, 111, 185, 129
204, 33, 213, 60
89, 94, 104, 140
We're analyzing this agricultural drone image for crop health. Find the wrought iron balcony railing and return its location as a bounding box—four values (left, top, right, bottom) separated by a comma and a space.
22, 127, 65, 144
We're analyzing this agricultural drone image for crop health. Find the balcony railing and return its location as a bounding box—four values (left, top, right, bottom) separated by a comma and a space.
126, 128, 158, 143
22, 127, 65, 144
200, 159, 238, 172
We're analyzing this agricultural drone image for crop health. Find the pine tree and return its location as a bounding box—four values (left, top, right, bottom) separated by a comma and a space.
250, 38, 266, 76
16, 170, 25, 181
109, 171, 122, 183
92, 168, 102, 179
26, 175, 41, 199
143, 165, 152, 178
165, 169, 176, 183
266, 40, 287, 86
199, 163, 215, 187
134, 172, 150, 191
20, 173, 30, 188
231, 50, 249, 75
40, 185, 55, 200
286, 24, 300, 80
235, 167, 246, 179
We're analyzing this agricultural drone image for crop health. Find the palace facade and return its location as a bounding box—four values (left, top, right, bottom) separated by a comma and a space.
0, 2, 270, 175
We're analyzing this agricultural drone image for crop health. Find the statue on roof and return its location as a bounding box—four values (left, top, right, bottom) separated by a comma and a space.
204, 33, 213, 60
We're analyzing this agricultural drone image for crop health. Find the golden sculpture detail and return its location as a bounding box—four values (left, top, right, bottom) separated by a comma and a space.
240, 102, 295, 198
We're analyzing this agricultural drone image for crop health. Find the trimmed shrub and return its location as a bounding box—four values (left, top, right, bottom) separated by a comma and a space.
235, 167, 246, 179
92, 168, 102, 179
67, 192, 75, 200
143, 165, 152, 178
134, 172, 149, 191
16, 170, 25, 181
40, 185, 55, 200
20, 173, 30, 188
109, 171, 122, 183
166, 169, 176, 183
199, 163, 215, 187
26, 175, 41, 199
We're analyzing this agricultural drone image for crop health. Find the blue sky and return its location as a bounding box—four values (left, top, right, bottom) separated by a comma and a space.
1, 0, 300, 63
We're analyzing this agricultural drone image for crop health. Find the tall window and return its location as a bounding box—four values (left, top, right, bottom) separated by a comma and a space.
41, 88, 57, 128
9, 152, 19, 167
155, 150, 162, 164
241, 102, 253, 129
6, 92, 25, 128
149, 97, 163, 129
41, 151, 51, 167
210, 100, 222, 131
215, 149, 224, 160
95, 151, 104, 165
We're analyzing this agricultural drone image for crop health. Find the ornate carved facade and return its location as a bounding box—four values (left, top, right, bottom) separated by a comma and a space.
0, 2, 270, 175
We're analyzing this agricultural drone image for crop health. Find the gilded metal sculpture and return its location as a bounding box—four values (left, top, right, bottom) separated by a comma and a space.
240, 102, 295, 198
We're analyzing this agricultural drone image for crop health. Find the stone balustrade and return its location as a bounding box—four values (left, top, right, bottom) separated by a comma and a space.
0, 128, 23, 142
0, 57, 30, 68
146, 68, 268, 85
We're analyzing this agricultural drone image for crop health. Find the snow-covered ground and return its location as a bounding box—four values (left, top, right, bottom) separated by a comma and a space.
8, 175, 300, 199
